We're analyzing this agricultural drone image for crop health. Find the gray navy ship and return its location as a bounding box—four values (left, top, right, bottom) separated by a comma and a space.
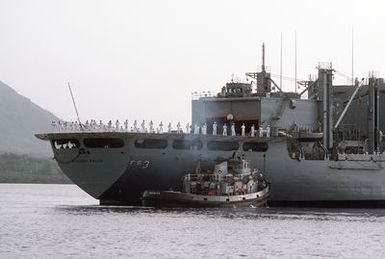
36, 44, 385, 207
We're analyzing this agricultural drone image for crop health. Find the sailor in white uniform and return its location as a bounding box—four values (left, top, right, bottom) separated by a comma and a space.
223, 123, 227, 136
194, 124, 200, 134
168, 122, 172, 133
231, 123, 236, 136
99, 120, 104, 131
202, 123, 207, 135
141, 120, 146, 133
251, 124, 255, 137
159, 121, 163, 133
177, 122, 181, 133
149, 120, 154, 133
212, 121, 217, 135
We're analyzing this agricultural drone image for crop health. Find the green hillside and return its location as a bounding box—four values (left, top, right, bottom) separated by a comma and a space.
0, 81, 72, 184
0, 81, 58, 157
0, 153, 71, 184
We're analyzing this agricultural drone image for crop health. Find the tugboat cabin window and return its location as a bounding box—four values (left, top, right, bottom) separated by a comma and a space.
243, 142, 268, 152
52, 139, 80, 149
207, 141, 239, 151
135, 139, 168, 149
84, 138, 124, 148
172, 139, 203, 150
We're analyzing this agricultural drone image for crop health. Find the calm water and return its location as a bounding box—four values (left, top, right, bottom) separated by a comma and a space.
1, 184, 385, 258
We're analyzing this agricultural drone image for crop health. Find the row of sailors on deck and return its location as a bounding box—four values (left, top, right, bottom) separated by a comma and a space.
51, 120, 269, 137
51, 120, 130, 132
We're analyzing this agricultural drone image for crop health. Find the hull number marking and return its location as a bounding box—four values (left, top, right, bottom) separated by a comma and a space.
129, 160, 150, 169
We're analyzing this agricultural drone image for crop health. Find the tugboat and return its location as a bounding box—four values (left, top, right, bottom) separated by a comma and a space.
142, 155, 270, 208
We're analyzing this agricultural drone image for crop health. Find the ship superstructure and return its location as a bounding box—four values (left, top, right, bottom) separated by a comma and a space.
36, 44, 385, 207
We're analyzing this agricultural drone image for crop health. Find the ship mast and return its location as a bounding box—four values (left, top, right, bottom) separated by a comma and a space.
262, 42, 266, 73
246, 43, 282, 94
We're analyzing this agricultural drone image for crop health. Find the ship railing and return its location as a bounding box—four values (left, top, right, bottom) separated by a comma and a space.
290, 122, 319, 133
48, 120, 283, 139
337, 152, 385, 162
317, 62, 333, 70
191, 91, 216, 100
184, 173, 222, 182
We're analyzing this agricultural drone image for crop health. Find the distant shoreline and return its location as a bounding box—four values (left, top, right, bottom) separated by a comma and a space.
0, 180, 72, 184
0, 152, 71, 184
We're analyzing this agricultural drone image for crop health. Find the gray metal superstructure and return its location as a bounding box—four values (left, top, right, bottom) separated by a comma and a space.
36, 45, 385, 207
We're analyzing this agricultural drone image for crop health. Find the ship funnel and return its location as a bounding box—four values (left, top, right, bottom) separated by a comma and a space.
318, 66, 334, 150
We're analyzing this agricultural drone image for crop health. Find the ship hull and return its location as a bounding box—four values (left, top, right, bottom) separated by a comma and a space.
37, 132, 385, 207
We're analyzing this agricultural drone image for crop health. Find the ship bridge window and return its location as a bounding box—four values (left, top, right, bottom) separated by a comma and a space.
207, 141, 239, 151
227, 87, 243, 94
52, 139, 80, 149
243, 142, 268, 152
135, 139, 168, 149
84, 138, 124, 148
172, 139, 203, 150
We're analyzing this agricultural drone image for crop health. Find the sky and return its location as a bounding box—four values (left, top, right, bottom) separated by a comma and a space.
1, 0, 385, 127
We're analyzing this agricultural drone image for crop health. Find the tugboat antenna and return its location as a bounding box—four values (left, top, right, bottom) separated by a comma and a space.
351, 26, 354, 86
294, 31, 297, 93
67, 82, 83, 127
280, 33, 283, 91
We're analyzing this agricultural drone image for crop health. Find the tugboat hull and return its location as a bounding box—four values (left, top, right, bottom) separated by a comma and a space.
142, 186, 270, 208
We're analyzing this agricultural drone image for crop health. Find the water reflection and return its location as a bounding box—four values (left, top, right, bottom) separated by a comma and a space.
58, 204, 385, 223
